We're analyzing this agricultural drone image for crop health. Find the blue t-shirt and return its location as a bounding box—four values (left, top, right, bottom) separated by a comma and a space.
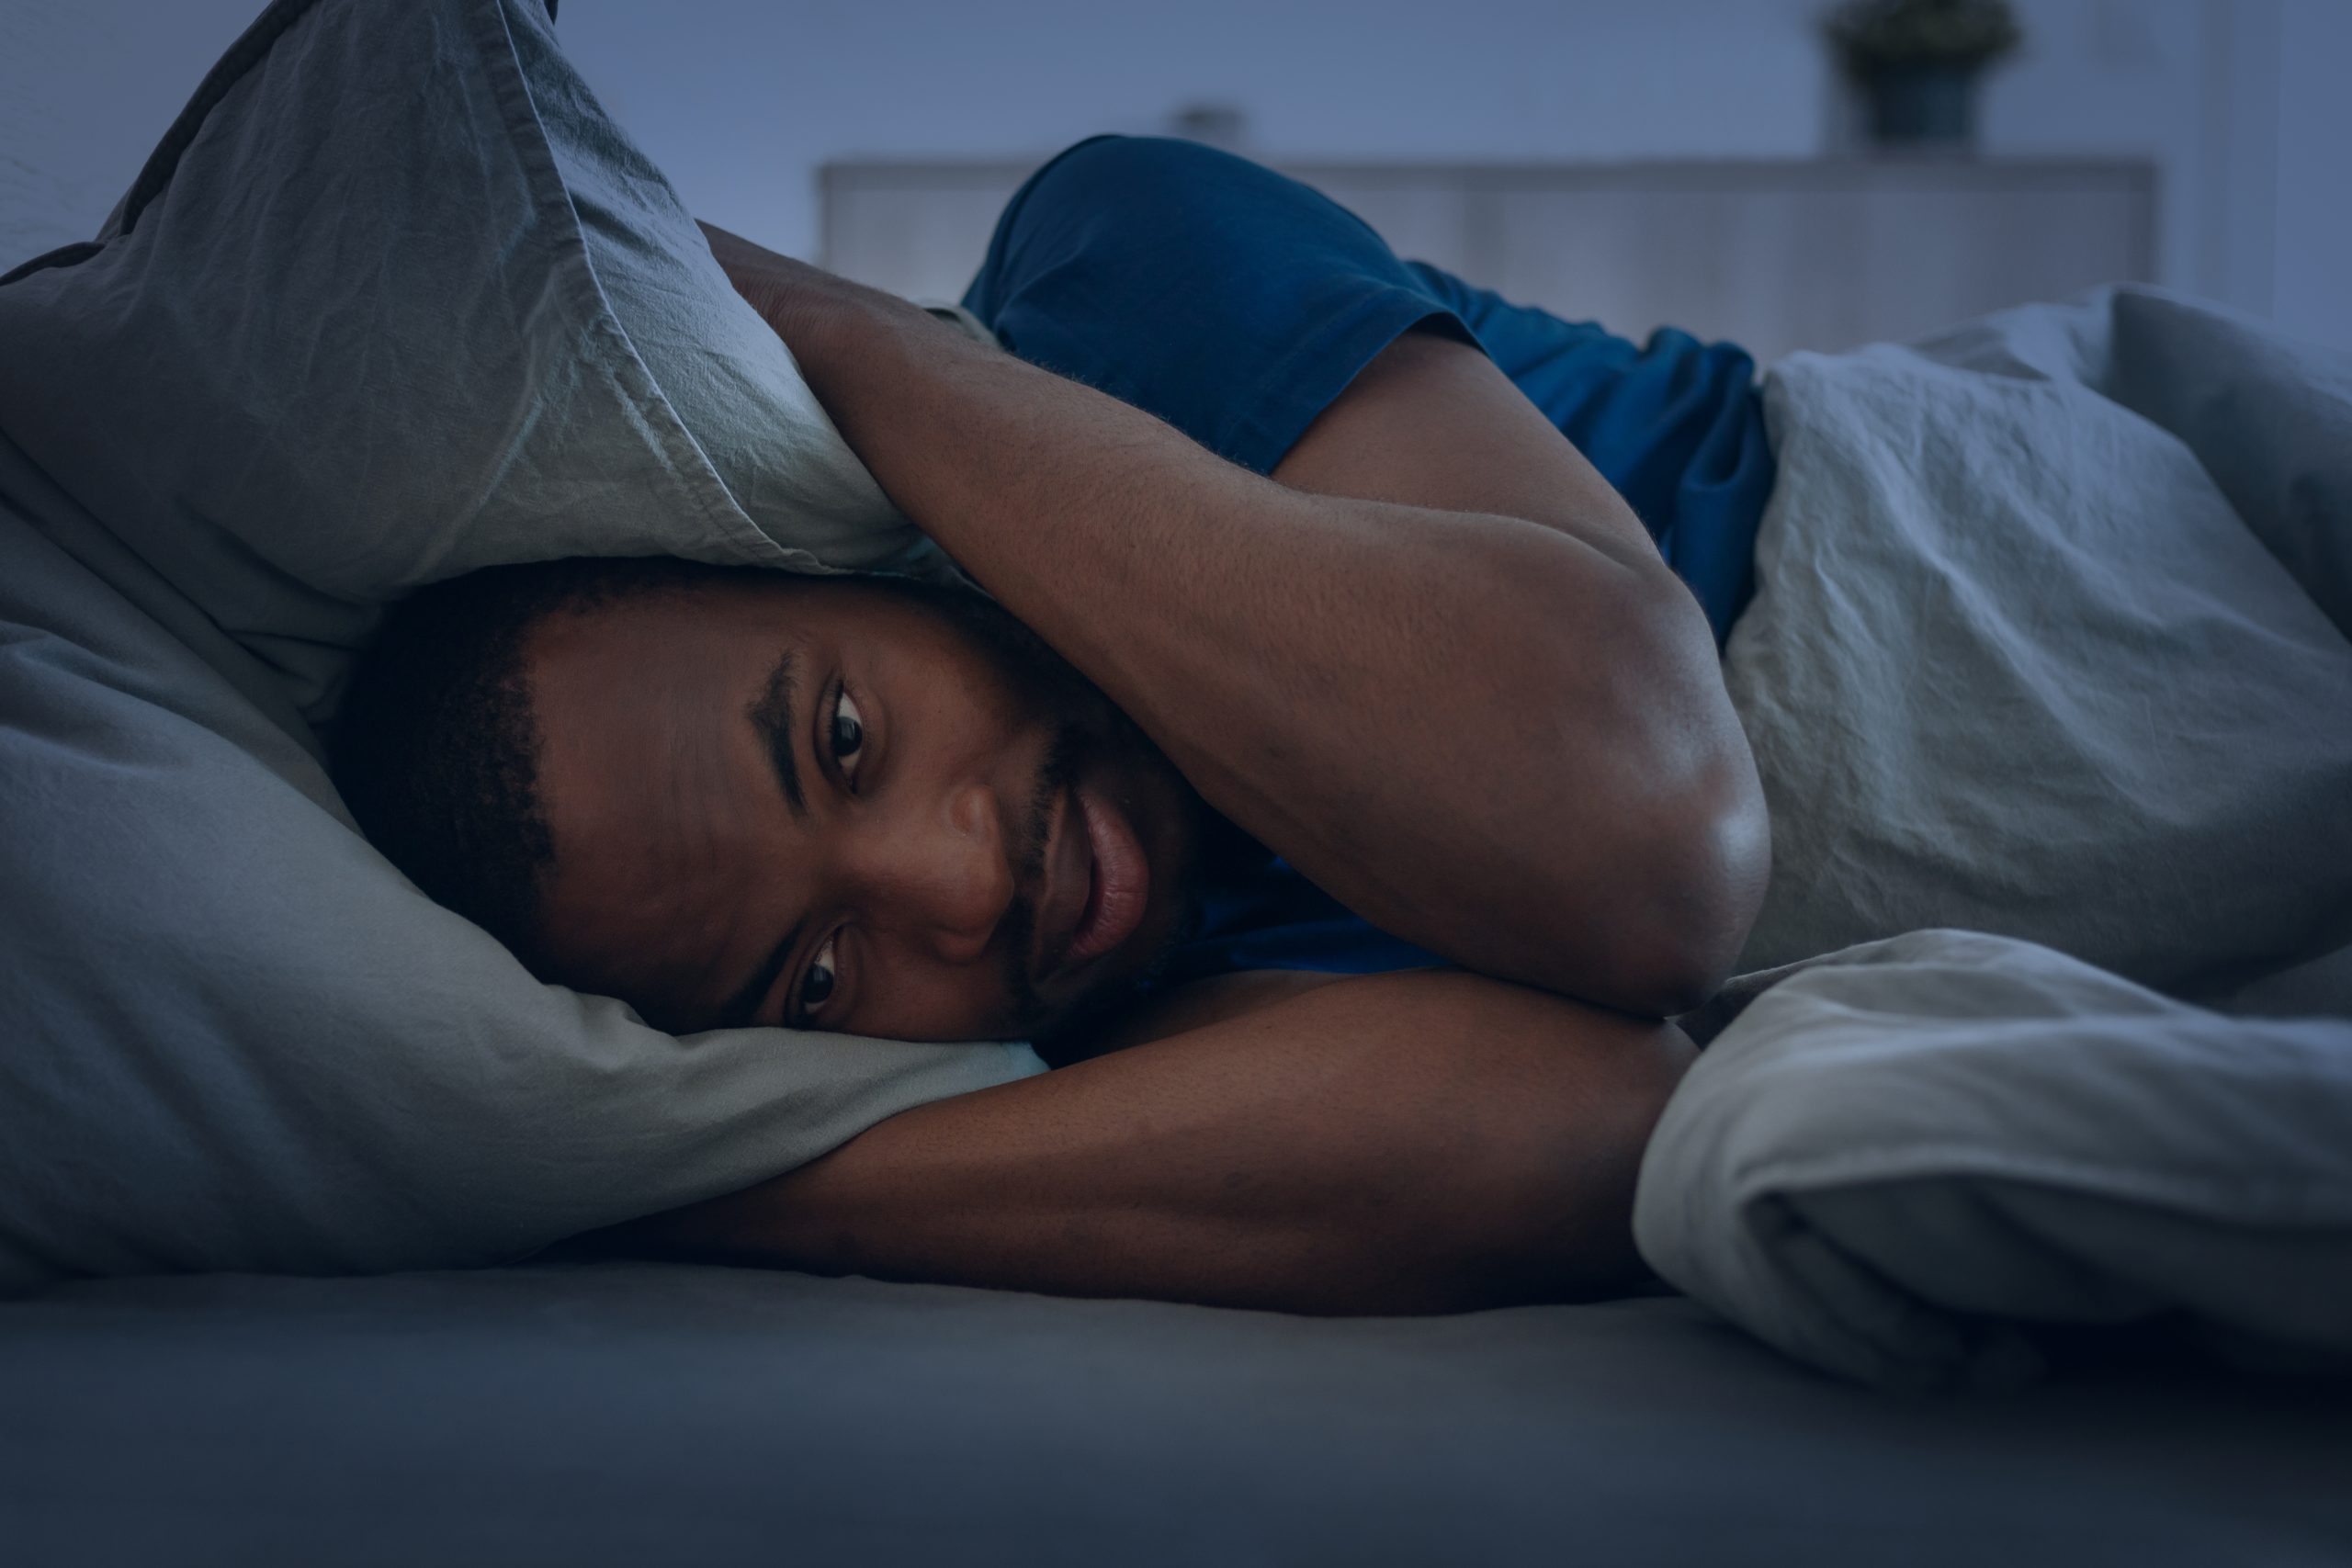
961, 134, 1775, 987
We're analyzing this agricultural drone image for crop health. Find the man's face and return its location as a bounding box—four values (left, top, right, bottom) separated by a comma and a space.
525, 574, 1204, 1043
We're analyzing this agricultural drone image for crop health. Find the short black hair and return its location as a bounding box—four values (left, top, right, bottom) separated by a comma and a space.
329, 556, 746, 965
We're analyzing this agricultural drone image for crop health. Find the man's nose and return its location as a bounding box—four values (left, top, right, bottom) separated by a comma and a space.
865, 781, 1016, 966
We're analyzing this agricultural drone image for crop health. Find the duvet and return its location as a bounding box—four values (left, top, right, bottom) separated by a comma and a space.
1638, 288, 2352, 1389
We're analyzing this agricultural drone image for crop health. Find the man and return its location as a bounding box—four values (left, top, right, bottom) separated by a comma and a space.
334, 136, 1775, 1313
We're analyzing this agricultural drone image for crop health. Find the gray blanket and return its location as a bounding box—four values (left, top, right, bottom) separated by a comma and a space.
1639, 289, 2352, 1389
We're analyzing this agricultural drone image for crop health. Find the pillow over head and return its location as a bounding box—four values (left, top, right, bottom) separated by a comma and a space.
0, 0, 1039, 1295
0, 0, 948, 727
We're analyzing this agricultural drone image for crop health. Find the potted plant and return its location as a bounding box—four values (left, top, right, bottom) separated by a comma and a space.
1826, 0, 2022, 151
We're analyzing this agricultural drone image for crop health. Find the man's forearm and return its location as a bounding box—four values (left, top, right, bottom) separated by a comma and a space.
726, 242, 1763, 1012
612, 971, 1695, 1313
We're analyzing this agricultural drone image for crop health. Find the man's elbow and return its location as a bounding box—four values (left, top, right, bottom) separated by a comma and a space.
1605, 581, 1772, 1016
1529, 624, 1773, 1015
1611, 781, 1772, 1016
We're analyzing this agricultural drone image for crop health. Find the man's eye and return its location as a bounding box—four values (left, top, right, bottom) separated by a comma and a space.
830, 686, 865, 778
799, 934, 839, 1019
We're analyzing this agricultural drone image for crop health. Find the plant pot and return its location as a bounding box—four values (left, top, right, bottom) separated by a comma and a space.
1862, 63, 1979, 148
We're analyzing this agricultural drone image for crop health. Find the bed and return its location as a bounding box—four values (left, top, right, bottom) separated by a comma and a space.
6, 1264, 2350, 1567
3, 1, 2348, 1560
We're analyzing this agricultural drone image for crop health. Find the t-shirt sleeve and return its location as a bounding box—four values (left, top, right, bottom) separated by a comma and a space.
961, 135, 1475, 476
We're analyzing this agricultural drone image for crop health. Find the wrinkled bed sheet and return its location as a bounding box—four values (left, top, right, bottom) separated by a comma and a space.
1641, 289, 2352, 1389
4, 1262, 2348, 1567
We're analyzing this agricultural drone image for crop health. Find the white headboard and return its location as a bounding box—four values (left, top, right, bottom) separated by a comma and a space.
822, 156, 2157, 366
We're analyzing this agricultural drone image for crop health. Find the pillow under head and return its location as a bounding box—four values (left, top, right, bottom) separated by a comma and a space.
0, 0, 1038, 1296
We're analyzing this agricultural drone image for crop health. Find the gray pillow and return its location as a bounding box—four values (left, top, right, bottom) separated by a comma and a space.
0, 0, 1040, 1296
0, 0, 947, 727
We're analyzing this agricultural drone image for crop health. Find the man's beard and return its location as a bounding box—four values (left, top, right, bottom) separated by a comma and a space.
991, 722, 1077, 1030
904, 580, 1204, 1043
990, 721, 1200, 1047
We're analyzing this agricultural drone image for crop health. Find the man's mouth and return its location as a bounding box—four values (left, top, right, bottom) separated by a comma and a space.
1036, 772, 1150, 987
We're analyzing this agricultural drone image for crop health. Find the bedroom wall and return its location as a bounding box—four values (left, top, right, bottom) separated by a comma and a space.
2269, 0, 2352, 350
2, 0, 2344, 349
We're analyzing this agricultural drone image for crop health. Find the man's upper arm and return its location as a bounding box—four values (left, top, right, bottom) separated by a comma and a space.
608, 969, 1694, 1314
1271, 328, 1773, 1011
1272, 326, 1668, 578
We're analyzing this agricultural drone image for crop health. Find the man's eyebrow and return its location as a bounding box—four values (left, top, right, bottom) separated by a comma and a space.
722, 918, 804, 1032
746, 648, 807, 818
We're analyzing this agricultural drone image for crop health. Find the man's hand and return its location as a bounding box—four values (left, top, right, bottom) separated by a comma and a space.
696, 223, 1767, 1018
597, 968, 1696, 1314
